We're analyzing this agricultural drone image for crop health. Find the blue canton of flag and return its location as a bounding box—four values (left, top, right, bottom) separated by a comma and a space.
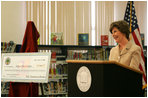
124, 1, 138, 32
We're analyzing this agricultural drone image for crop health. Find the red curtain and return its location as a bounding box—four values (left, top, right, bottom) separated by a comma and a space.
8, 21, 39, 97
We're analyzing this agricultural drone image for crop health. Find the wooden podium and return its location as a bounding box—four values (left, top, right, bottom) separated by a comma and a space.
66, 60, 143, 97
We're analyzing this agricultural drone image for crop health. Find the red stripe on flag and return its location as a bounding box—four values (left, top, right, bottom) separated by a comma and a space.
132, 31, 145, 62
132, 30, 146, 84
137, 28, 141, 35
139, 64, 147, 83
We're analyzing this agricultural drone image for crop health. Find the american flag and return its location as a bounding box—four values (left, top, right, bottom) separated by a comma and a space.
124, 1, 147, 88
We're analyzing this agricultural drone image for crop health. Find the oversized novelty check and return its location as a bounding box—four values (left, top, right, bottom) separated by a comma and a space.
1, 52, 51, 83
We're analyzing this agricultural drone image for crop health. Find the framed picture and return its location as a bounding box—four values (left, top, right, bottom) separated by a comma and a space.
51, 32, 63, 45
78, 33, 89, 46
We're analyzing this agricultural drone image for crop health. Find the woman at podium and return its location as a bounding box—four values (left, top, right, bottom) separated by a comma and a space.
109, 20, 141, 71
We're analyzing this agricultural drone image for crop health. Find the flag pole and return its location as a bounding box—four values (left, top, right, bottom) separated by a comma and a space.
129, 1, 132, 40
130, 1, 132, 32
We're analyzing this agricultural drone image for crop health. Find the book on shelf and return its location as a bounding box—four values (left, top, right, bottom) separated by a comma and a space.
67, 49, 110, 60
47, 80, 68, 95
41, 80, 68, 96
1, 82, 10, 95
1, 41, 16, 53
42, 83, 50, 95
51, 32, 63, 45
78, 33, 89, 46
49, 64, 68, 76
101, 35, 108, 46
37, 37, 40, 45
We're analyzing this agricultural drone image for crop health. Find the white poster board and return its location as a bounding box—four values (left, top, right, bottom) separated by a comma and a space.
1, 52, 51, 83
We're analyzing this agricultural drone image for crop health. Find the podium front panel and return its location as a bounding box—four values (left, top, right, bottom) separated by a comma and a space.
103, 64, 142, 97
68, 62, 142, 97
68, 63, 104, 97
